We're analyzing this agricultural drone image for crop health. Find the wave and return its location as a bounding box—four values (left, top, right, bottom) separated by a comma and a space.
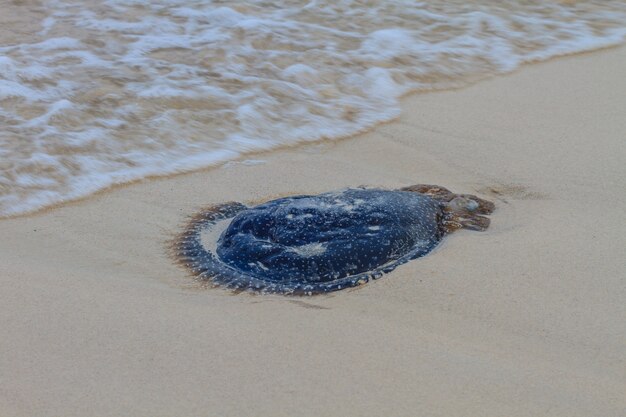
1, 0, 625, 216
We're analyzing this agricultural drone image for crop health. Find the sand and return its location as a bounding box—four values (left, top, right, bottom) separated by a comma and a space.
1, 46, 625, 417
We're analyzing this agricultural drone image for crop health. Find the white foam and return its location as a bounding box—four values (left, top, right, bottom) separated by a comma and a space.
360, 29, 417, 60
0, 80, 44, 100
1, 0, 626, 217
23, 99, 73, 127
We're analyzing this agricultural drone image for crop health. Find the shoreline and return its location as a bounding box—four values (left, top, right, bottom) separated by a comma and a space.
3, 41, 625, 221
1, 46, 625, 417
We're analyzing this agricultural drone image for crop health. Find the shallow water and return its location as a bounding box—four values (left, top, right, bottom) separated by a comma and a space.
1, 0, 625, 217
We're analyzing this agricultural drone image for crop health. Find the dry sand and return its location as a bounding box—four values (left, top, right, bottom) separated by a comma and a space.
1, 46, 625, 417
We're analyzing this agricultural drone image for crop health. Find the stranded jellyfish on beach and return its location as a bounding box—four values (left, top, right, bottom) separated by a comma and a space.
172, 185, 494, 295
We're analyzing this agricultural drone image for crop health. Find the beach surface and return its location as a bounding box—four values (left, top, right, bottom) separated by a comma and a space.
2, 46, 625, 417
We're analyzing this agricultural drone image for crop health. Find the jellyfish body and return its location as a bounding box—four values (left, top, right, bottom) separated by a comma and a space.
173, 187, 493, 294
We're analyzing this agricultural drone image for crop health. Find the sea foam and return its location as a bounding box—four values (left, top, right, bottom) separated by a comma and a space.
1, 0, 625, 216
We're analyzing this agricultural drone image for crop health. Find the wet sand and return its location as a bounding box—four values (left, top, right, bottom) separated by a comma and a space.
1, 46, 625, 416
